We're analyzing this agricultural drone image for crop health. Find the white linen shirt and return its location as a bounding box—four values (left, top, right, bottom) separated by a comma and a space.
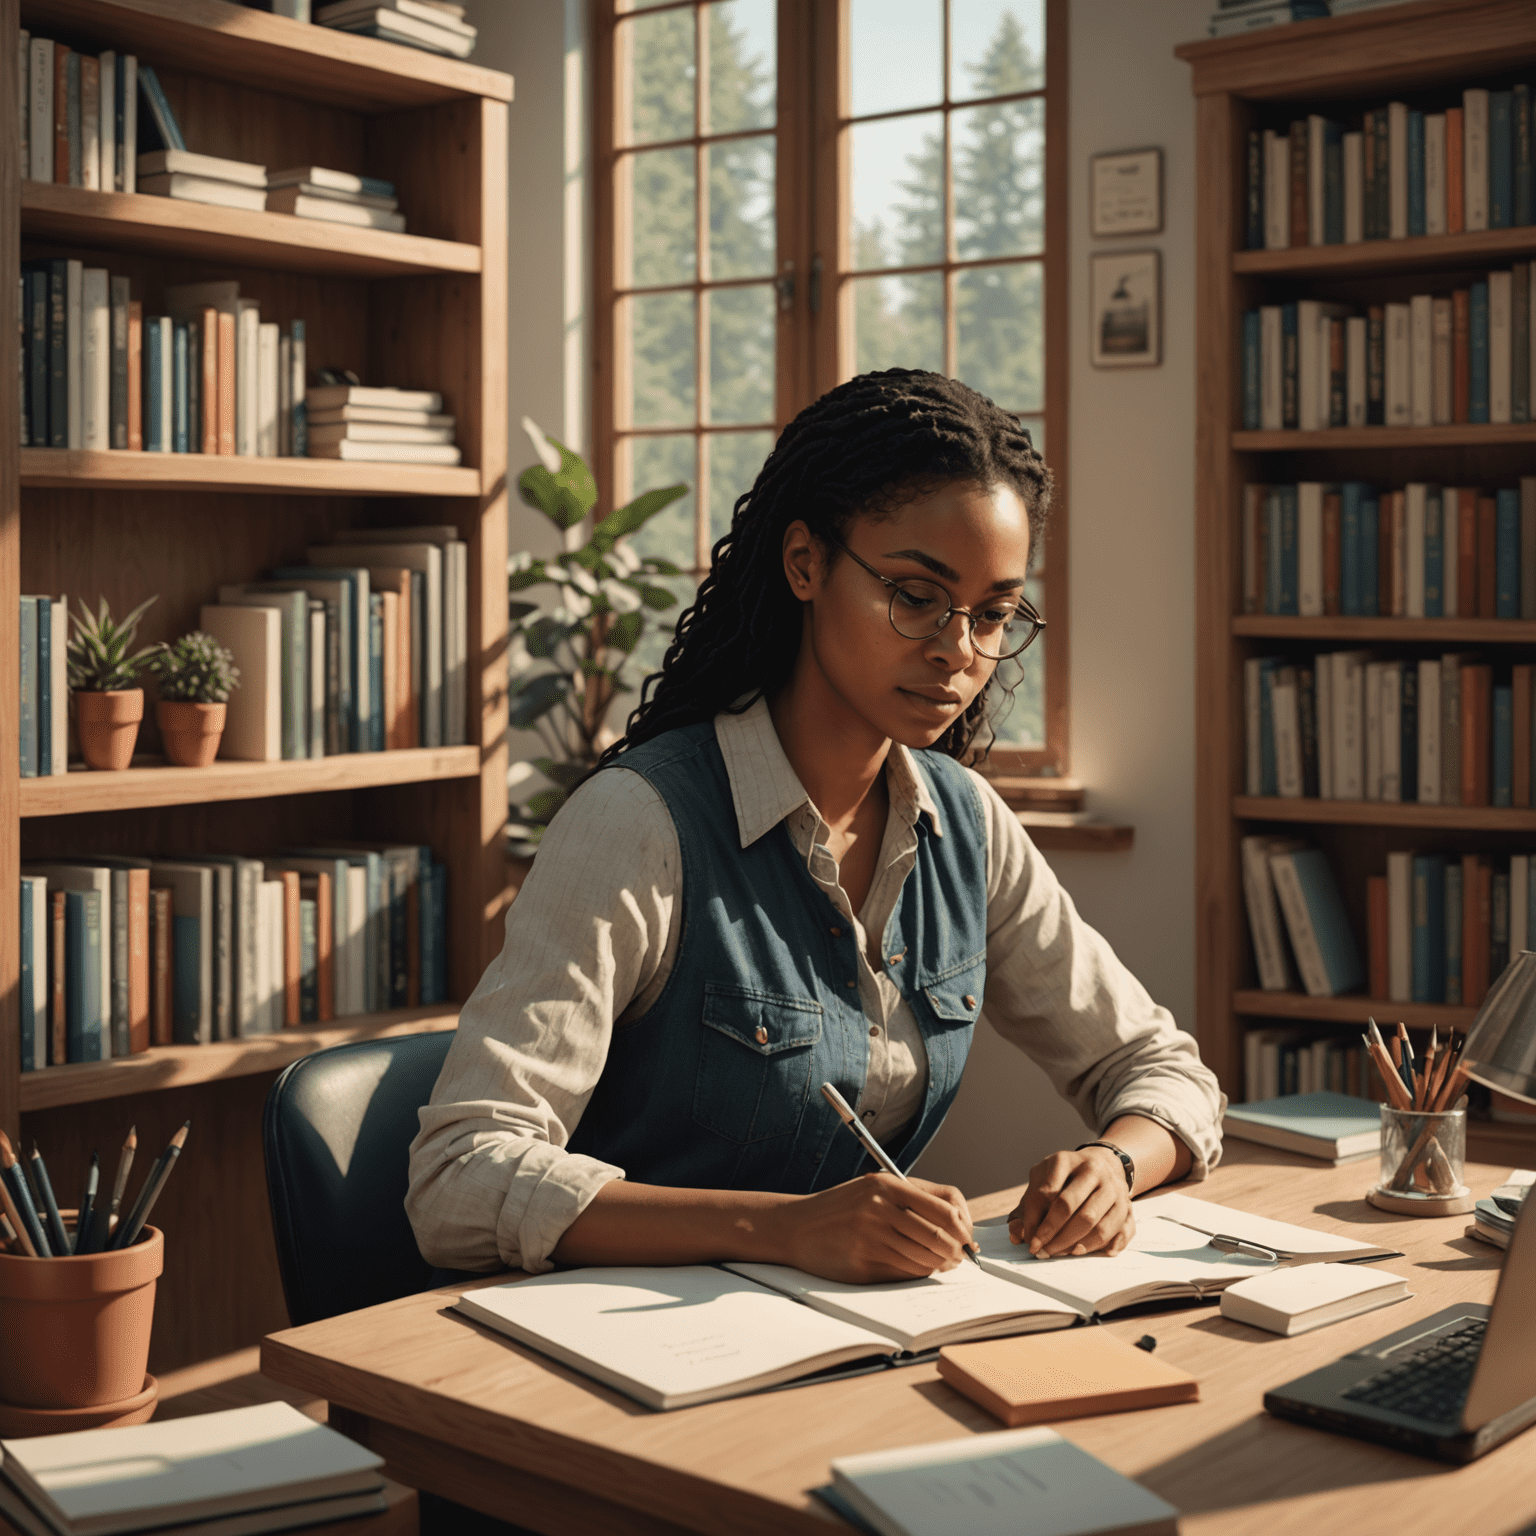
406, 696, 1225, 1273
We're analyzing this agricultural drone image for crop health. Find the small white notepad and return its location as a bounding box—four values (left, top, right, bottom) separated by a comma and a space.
1220, 1263, 1411, 1336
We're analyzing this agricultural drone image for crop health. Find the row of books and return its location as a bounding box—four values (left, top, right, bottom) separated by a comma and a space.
19, 266, 307, 457
1246, 83, 1536, 250
1242, 1029, 1384, 1105
1245, 652, 1536, 807
17, 845, 447, 1070
1241, 268, 1536, 432
1240, 480, 1536, 620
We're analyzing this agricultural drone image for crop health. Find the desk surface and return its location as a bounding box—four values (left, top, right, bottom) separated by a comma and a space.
261, 1145, 1535, 1536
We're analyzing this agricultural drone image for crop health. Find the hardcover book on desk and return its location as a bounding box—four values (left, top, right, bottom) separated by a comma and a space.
1223, 1090, 1382, 1163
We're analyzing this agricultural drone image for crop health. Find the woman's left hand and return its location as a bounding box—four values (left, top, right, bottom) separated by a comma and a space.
1006, 1146, 1135, 1258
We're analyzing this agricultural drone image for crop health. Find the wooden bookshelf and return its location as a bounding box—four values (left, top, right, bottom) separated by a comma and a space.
4, 0, 512, 1372
1179, 1, 1536, 1147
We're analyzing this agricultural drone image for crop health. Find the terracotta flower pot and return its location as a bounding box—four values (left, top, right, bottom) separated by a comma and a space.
75, 688, 144, 771
0, 1221, 162, 1410
157, 699, 226, 767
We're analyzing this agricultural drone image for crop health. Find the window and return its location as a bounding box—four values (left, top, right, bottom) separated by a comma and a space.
593, 0, 1067, 770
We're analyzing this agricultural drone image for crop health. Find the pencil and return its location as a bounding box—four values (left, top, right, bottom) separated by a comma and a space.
109, 1126, 137, 1219
73, 1152, 102, 1255
0, 1162, 36, 1257
28, 1143, 72, 1258
0, 1131, 51, 1257
109, 1122, 189, 1251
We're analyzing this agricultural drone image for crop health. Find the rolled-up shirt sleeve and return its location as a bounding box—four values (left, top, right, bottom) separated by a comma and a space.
406, 768, 679, 1273
973, 773, 1226, 1179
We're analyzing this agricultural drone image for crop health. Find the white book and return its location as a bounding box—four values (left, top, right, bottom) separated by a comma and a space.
307, 439, 462, 463
1317, 655, 1334, 799
80, 59, 100, 191
1334, 650, 1367, 801
1297, 483, 1324, 615
1381, 661, 1402, 803
1489, 269, 1512, 425
257, 321, 279, 457
346, 865, 367, 1014
1265, 130, 1289, 250
1245, 657, 1264, 796
1364, 661, 1384, 801
137, 173, 268, 212
277, 332, 291, 457
290, 323, 306, 457
1387, 850, 1413, 1003
1464, 88, 1489, 231
1424, 112, 1446, 234
1409, 293, 1433, 427
1346, 315, 1367, 425
16, 31, 26, 184
1343, 130, 1363, 243
1388, 101, 1408, 238
1513, 854, 1530, 956
1298, 302, 1348, 431
323, 8, 475, 58
306, 421, 454, 445
1523, 476, 1536, 621
1308, 116, 1327, 247
318, 0, 478, 35
305, 384, 443, 413
137, 148, 268, 187
1220, 1265, 1410, 1337
1432, 296, 1452, 425
21, 877, 46, 1072
156, 317, 173, 454
830, 1427, 1179, 1536
199, 606, 282, 762
1242, 836, 1296, 990
237, 298, 260, 456
66, 259, 83, 450
28, 39, 52, 183
80, 268, 110, 451
1273, 669, 1302, 798
309, 603, 326, 760
97, 51, 115, 195
1404, 482, 1427, 618
1418, 656, 1442, 804
1260, 305, 1283, 430
265, 187, 406, 231
267, 164, 393, 195
1384, 300, 1411, 426
272, 179, 398, 211
306, 404, 454, 428
122, 55, 137, 194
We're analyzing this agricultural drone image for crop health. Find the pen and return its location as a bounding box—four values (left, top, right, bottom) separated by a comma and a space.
27, 1142, 72, 1258
109, 1126, 137, 1222
0, 1131, 51, 1257
1208, 1233, 1279, 1263
819, 1084, 981, 1268
109, 1121, 189, 1251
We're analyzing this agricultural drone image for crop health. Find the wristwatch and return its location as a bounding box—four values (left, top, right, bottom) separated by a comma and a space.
1077, 1139, 1136, 1193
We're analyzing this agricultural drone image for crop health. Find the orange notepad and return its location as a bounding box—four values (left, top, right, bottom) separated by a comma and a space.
938, 1328, 1199, 1428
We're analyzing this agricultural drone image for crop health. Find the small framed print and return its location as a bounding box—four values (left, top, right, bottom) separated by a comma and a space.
1089, 249, 1161, 370
1090, 147, 1163, 238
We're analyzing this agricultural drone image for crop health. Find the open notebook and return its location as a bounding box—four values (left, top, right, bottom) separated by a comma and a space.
455, 1193, 1399, 1410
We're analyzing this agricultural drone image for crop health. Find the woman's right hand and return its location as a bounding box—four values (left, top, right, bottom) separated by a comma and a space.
767, 1172, 976, 1283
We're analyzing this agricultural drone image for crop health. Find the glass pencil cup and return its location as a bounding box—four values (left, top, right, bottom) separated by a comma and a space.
1366, 1105, 1472, 1216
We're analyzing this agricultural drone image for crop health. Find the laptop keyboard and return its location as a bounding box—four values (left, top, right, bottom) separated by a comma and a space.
1341, 1318, 1487, 1423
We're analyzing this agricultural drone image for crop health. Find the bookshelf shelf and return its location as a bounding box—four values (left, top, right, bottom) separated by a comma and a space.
21, 185, 482, 280
18, 448, 480, 498
1233, 424, 1536, 452
1233, 990, 1477, 1030
1232, 226, 1536, 278
1237, 797, 1536, 831
1232, 615, 1536, 643
17, 1006, 460, 1113
21, 747, 481, 818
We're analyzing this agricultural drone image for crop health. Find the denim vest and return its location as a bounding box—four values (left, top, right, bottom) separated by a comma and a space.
567, 721, 989, 1194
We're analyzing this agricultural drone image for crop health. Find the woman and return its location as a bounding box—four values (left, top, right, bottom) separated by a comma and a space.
408, 369, 1223, 1284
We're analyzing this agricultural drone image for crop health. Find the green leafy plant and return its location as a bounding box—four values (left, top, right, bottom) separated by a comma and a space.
66, 595, 160, 693
509, 418, 688, 843
145, 631, 241, 704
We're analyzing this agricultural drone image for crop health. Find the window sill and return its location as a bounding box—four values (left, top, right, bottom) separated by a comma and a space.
1014, 811, 1135, 853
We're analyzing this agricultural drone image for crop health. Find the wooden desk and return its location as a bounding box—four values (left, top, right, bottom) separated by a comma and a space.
260, 1145, 1536, 1536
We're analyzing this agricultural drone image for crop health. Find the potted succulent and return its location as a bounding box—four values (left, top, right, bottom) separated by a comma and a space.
508, 419, 688, 853
144, 631, 241, 768
66, 596, 159, 771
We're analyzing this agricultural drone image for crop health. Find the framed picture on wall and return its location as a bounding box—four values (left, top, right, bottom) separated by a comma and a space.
1089, 147, 1163, 237
1089, 250, 1161, 369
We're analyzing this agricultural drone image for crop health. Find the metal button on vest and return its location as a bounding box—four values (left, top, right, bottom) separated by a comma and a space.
754, 1026, 768, 1045
829, 925, 842, 937
869, 1026, 879, 1037
963, 994, 976, 1009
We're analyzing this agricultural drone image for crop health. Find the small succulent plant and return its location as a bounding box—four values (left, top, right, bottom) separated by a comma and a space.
66, 595, 160, 693
145, 631, 241, 704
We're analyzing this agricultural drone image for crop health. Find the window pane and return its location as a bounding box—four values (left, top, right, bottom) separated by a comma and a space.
852, 272, 943, 375
625, 147, 696, 288
708, 287, 775, 424
955, 263, 1042, 412
951, 0, 1045, 100
626, 433, 700, 686
850, 0, 942, 118
953, 97, 1043, 259
625, 7, 695, 146
708, 136, 775, 279
708, 0, 775, 133
987, 575, 1044, 747
708, 430, 775, 545
628, 292, 696, 426
851, 113, 944, 271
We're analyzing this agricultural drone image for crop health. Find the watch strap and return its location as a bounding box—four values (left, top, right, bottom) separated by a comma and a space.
1077, 1139, 1136, 1192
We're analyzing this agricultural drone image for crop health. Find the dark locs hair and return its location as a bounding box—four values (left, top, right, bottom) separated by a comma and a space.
600, 368, 1054, 765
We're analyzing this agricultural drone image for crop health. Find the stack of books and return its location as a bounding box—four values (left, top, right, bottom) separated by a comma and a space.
266, 165, 405, 232
18, 841, 449, 1069
306, 384, 460, 465
138, 148, 267, 212
316, 0, 477, 58
1208, 0, 1329, 39
1466, 1173, 1531, 1248
1224, 1089, 1382, 1160
1242, 1030, 1384, 1102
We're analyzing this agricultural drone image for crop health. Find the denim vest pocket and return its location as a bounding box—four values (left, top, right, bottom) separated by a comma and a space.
693, 983, 824, 1144
920, 950, 987, 1025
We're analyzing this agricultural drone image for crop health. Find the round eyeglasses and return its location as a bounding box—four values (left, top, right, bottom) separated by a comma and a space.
826, 536, 1044, 661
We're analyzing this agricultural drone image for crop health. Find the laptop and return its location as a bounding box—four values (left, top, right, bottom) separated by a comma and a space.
1265, 1186, 1536, 1462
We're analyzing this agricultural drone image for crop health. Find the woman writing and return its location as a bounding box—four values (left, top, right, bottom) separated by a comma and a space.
408, 370, 1223, 1283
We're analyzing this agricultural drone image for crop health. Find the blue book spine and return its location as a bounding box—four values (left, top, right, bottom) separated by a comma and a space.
1362, 496, 1380, 616
1490, 90, 1514, 230
419, 860, 440, 1005
370, 596, 384, 754
1292, 849, 1366, 995
1516, 84, 1533, 228
172, 323, 189, 454
1497, 487, 1521, 617
1278, 487, 1299, 615
1411, 855, 1447, 1003
1446, 862, 1464, 1005
136, 63, 186, 152
65, 889, 104, 1063
1407, 110, 1426, 237
20, 881, 35, 1073
1470, 281, 1490, 423
35, 597, 50, 777
1243, 311, 1262, 430
1324, 121, 1344, 244
145, 319, 165, 452
388, 861, 407, 1008
1247, 130, 1264, 250
1400, 660, 1419, 802
1424, 491, 1444, 618
1259, 660, 1278, 798
1494, 684, 1514, 807
172, 914, 201, 1045
1281, 303, 1299, 429
269, 569, 352, 751
19, 597, 37, 779
1341, 483, 1362, 615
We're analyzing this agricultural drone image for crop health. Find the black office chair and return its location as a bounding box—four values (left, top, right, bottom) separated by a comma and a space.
263, 1031, 529, 1536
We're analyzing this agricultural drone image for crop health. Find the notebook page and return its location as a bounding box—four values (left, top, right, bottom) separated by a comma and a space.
1136, 1191, 1385, 1257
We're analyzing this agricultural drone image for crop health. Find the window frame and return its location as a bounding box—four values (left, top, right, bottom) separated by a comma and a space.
592, 0, 1068, 775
